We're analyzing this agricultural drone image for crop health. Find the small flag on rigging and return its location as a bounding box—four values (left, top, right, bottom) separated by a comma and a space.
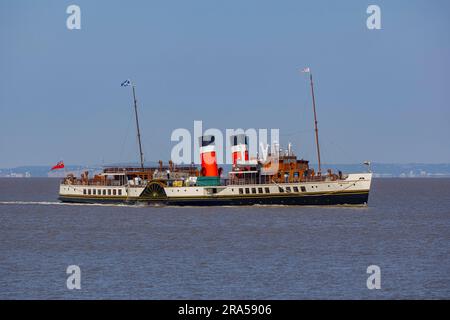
121, 79, 131, 87
301, 67, 311, 73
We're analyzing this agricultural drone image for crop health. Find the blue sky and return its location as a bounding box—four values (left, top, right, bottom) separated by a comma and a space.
1, 0, 449, 167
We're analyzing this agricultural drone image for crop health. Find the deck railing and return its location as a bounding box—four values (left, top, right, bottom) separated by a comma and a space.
62, 174, 347, 187
61, 179, 125, 186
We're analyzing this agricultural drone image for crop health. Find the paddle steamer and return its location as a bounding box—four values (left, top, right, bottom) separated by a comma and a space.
59, 72, 372, 206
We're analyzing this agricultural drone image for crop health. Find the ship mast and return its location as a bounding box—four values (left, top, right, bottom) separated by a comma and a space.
122, 79, 145, 169
303, 68, 322, 175
131, 83, 145, 170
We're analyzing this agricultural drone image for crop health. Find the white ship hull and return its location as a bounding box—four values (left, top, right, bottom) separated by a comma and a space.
59, 173, 372, 206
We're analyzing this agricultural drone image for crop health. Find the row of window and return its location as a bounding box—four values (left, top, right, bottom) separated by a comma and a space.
237, 186, 307, 195
280, 186, 307, 193
83, 188, 123, 196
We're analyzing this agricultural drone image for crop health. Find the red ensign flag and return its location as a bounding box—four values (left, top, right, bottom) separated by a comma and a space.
51, 161, 65, 171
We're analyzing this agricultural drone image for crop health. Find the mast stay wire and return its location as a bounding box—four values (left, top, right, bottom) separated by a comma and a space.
118, 108, 134, 164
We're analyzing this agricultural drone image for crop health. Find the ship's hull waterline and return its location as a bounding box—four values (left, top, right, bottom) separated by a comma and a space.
59, 191, 369, 206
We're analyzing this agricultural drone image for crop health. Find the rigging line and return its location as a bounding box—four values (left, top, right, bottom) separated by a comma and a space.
118, 109, 134, 163
321, 137, 350, 164
278, 98, 312, 137
280, 129, 315, 137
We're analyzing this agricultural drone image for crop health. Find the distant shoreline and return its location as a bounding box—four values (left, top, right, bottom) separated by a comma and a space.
2, 163, 450, 178
1, 177, 450, 180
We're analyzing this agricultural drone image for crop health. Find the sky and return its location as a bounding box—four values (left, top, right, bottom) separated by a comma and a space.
0, 0, 449, 167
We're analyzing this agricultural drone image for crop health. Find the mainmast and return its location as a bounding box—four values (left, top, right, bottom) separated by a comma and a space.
302, 68, 322, 175
132, 84, 145, 169
122, 79, 144, 169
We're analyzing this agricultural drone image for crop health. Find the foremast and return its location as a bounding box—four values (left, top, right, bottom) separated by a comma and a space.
122, 79, 145, 169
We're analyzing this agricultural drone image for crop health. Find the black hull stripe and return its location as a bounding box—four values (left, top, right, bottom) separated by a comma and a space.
59, 190, 367, 201
162, 190, 368, 200
59, 192, 369, 206
165, 193, 369, 206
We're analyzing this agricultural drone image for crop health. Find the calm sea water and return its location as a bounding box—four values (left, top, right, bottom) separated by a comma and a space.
0, 178, 449, 299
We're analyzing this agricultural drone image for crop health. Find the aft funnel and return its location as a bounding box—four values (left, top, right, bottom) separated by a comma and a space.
230, 134, 249, 167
